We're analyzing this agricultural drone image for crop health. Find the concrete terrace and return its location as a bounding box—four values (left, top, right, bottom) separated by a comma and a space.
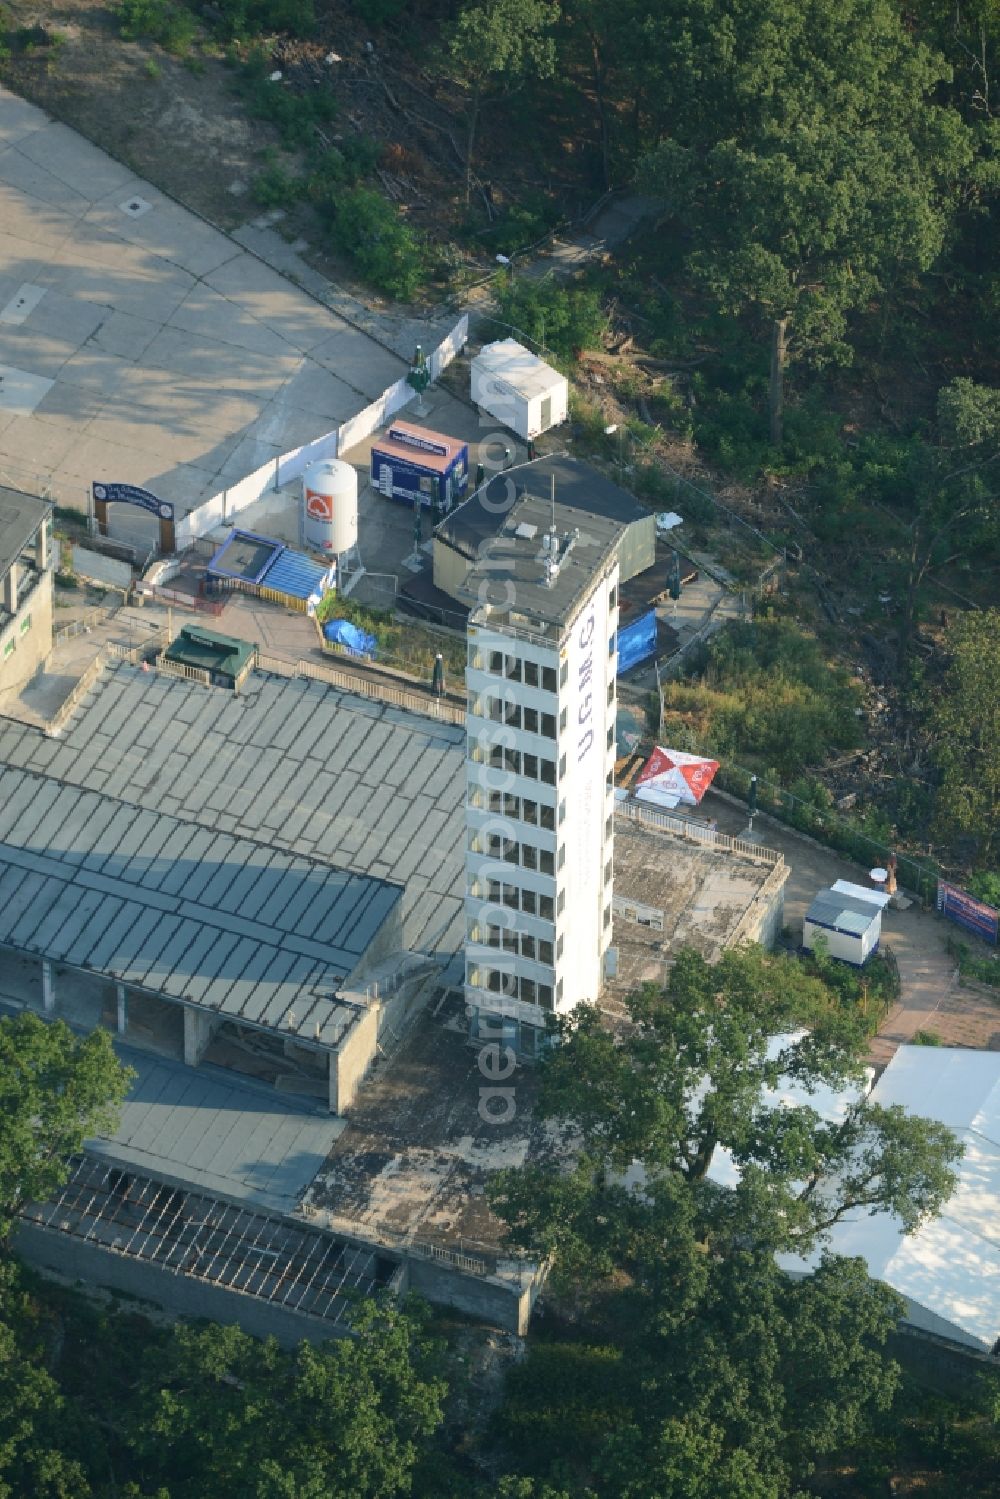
0, 661, 468, 968
0, 85, 409, 541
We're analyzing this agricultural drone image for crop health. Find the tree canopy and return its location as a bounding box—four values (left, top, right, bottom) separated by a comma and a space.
487, 946, 963, 1497
0, 1012, 133, 1240
639, 0, 973, 438
932, 607, 1000, 859
128, 1299, 447, 1499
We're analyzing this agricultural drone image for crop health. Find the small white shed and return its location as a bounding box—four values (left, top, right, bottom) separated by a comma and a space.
470, 338, 568, 440
803, 880, 890, 966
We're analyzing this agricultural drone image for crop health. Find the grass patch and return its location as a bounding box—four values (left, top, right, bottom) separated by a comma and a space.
661, 615, 863, 781
947, 936, 1000, 991
316, 593, 465, 681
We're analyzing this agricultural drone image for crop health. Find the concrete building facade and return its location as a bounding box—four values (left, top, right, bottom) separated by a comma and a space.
0, 487, 53, 696
460, 487, 625, 1054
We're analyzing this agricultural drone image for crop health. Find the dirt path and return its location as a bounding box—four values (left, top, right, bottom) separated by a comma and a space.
701, 790, 1000, 1064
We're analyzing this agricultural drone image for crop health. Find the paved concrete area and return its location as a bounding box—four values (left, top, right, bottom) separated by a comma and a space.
0, 84, 412, 547
611, 816, 782, 997
305, 990, 543, 1259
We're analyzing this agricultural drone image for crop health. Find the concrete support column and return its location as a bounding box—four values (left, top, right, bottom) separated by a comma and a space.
183, 1008, 216, 1067
36, 520, 50, 573
41, 959, 55, 1013
3, 566, 17, 615
328, 1051, 339, 1115
116, 982, 127, 1036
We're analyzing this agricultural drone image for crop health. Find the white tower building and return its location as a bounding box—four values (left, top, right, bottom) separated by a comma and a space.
458, 481, 625, 1057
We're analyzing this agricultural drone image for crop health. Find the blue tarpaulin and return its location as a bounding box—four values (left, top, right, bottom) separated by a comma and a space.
617, 607, 658, 674
323, 618, 377, 657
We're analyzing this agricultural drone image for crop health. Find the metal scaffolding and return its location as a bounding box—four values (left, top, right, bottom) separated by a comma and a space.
23, 1155, 398, 1328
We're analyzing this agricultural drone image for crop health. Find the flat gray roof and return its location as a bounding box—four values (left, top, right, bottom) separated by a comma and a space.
438, 453, 645, 562
0, 663, 467, 970
0, 485, 49, 579
0, 763, 401, 1045
450, 457, 629, 637
87, 1046, 344, 1212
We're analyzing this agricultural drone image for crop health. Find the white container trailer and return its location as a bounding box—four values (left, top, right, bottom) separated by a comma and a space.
471, 338, 568, 441
803, 882, 889, 966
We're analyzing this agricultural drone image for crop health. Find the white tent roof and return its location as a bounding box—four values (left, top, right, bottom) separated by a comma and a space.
780, 1046, 1000, 1352
622, 1033, 871, 1193
707, 1032, 872, 1190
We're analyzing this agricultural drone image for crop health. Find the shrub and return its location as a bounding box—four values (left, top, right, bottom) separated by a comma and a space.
252, 158, 303, 208
968, 871, 1000, 908
912, 1028, 943, 1046
494, 275, 607, 359
321, 186, 427, 299
116, 0, 198, 54
234, 57, 337, 148
206, 0, 315, 40
663, 616, 864, 780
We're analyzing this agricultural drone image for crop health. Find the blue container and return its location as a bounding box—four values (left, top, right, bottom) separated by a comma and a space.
370, 422, 469, 511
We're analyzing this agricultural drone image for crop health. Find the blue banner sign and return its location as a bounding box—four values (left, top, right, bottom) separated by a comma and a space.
92, 482, 173, 522
936, 880, 999, 945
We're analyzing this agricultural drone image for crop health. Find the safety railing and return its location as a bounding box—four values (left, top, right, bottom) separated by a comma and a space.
254, 651, 467, 727
155, 655, 211, 687
52, 608, 106, 644
615, 793, 783, 867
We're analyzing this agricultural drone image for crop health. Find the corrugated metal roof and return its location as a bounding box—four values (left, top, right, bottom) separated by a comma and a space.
0, 665, 467, 967
261, 548, 329, 601
0, 764, 402, 1047
806, 888, 880, 935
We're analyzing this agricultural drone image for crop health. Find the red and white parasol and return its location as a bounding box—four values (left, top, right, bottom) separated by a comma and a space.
634, 746, 720, 809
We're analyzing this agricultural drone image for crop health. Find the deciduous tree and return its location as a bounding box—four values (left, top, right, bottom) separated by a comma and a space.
0, 1013, 132, 1240
638, 0, 973, 442
488, 946, 962, 1497
448, 0, 558, 203
931, 607, 1000, 859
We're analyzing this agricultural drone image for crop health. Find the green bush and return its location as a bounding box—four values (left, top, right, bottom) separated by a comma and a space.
663, 616, 863, 780
321, 186, 427, 299
251, 158, 303, 208
912, 1028, 943, 1046
968, 871, 1000, 908
317, 593, 465, 680
947, 936, 1000, 989
207, 0, 315, 40
116, 0, 198, 53
234, 57, 337, 148
306, 137, 380, 197
494, 275, 607, 359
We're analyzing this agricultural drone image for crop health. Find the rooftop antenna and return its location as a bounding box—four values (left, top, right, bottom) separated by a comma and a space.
550, 472, 556, 535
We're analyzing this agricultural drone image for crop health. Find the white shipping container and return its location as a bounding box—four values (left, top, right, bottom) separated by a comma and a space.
471, 339, 568, 441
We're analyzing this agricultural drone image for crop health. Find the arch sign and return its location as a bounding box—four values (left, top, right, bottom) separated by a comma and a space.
92, 482, 176, 555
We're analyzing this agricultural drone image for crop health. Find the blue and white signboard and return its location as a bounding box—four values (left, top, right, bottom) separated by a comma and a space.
92, 482, 173, 522
937, 880, 999, 945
